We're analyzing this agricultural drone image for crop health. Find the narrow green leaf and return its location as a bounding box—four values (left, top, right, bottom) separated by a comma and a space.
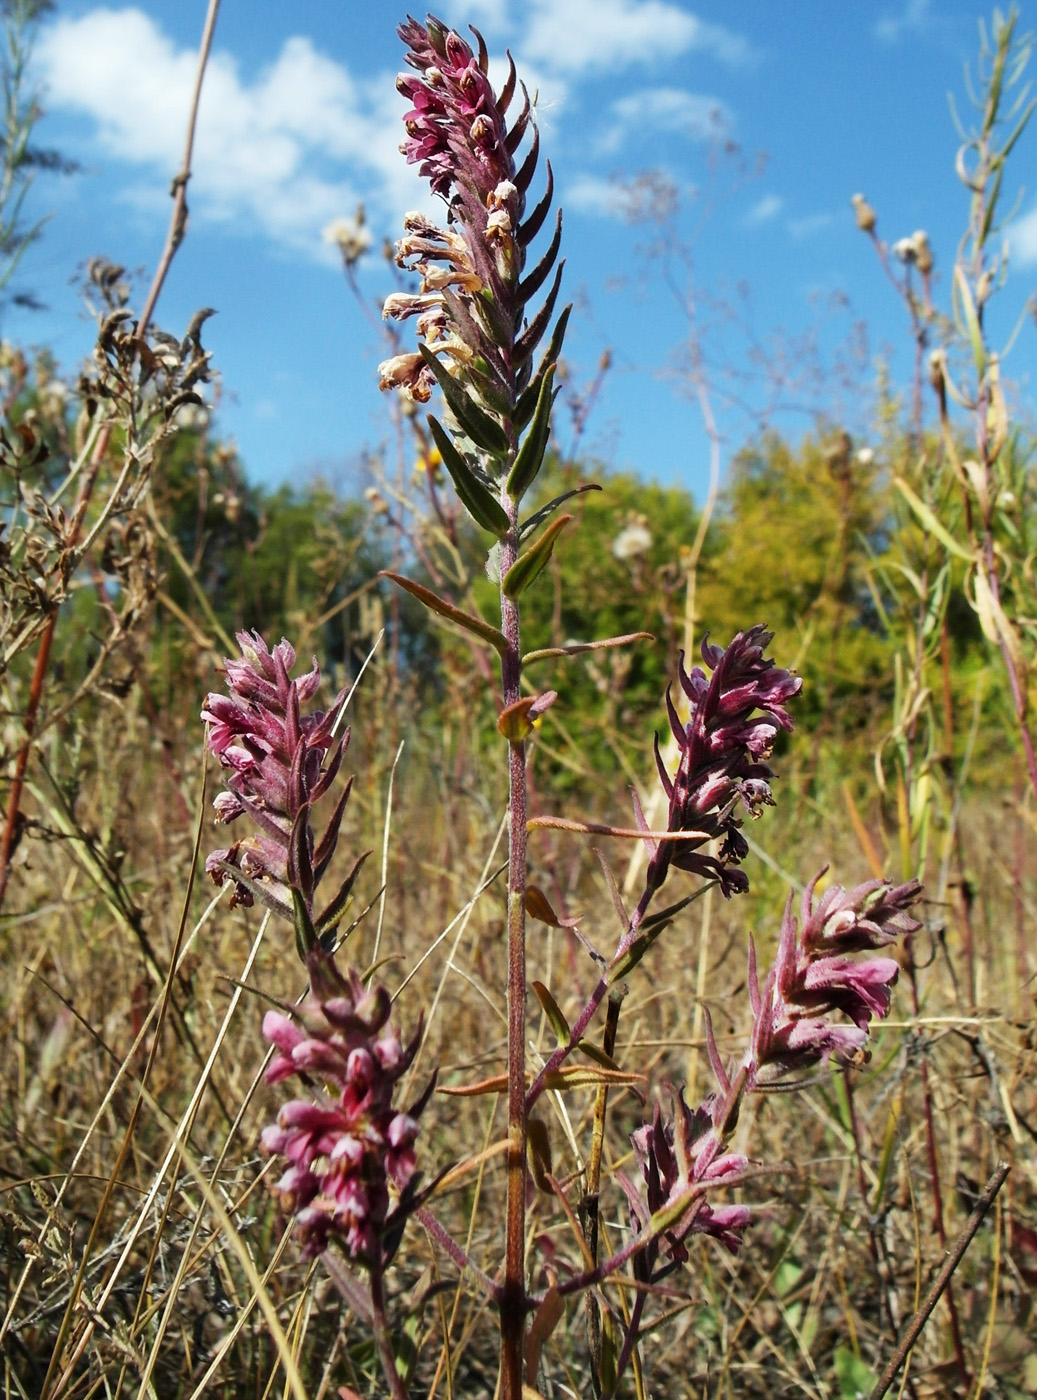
427, 416, 509, 537
515, 306, 571, 431
608, 922, 672, 984
382, 570, 508, 656
954, 265, 986, 378
292, 887, 318, 962
892, 476, 974, 560
419, 344, 510, 457
532, 980, 571, 1046
508, 364, 557, 499
576, 1039, 620, 1071
520, 482, 600, 541
502, 514, 572, 599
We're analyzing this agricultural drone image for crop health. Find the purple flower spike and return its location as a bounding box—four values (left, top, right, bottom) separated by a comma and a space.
380, 13, 567, 504
621, 1086, 750, 1277
626, 873, 921, 1277
749, 872, 922, 1079
261, 949, 433, 1265
646, 625, 802, 898
202, 631, 369, 943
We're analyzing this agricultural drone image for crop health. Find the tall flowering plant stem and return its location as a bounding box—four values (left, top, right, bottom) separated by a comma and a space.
203, 634, 433, 1400
380, 15, 580, 1394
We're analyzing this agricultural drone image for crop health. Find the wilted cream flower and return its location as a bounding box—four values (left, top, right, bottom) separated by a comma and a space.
323, 206, 373, 267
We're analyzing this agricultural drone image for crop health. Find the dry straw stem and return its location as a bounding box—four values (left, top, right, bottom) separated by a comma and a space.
869, 1159, 1010, 1400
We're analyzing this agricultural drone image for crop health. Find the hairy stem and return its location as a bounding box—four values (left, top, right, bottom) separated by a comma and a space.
500, 484, 528, 1400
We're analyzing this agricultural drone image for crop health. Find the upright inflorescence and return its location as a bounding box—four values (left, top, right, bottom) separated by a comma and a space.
261, 950, 432, 1263
643, 625, 803, 898
747, 871, 922, 1078
379, 13, 567, 499
628, 871, 922, 1274
201, 631, 368, 947
203, 631, 429, 1270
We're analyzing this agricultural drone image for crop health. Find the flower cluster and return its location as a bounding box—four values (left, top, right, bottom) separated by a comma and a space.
622, 1087, 751, 1274
628, 872, 922, 1274
261, 950, 432, 1262
747, 871, 922, 1079
379, 14, 563, 425
644, 625, 802, 897
201, 632, 366, 936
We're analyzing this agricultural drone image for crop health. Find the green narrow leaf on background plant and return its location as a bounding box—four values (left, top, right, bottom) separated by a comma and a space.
427, 415, 510, 537
892, 476, 974, 560
381, 570, 508, 656
502, 513, 572, 599
954, 264, 986, 378
419, 343, 511, 457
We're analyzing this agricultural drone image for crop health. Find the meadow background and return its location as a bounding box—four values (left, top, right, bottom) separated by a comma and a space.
1, 1, 1036, 1396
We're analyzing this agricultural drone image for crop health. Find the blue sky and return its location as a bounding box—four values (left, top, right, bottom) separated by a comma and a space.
5, 0, 1036, 498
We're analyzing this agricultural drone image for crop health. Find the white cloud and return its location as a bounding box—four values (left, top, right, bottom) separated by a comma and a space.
566, 174, 625, 217
875, 0, 930, 43
442, 0, 510, 35
743, 194, 783, 227
37, 7, 425, 258
521, 0, 752, 76
788, 211, 835, 239
1007, 205, 1037, 266
601, 87, 730, 151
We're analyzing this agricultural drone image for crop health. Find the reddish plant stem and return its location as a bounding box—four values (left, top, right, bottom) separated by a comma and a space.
0, 427, 109, 911
499, 484, 528, 1400
370, 1260, 409, 1400
0, 601, 55, 909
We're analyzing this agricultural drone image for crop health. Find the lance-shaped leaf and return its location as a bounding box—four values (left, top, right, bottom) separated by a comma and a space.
419, 343, 511, 458
608, 893, 701, 984
316, 849, 372, 937
292, 886, 318, 962
892, 475, 974, 560
954, 264, 986, 378
532, 980, 571, 1045
427, 415, 510, 537
508, 365, 558, 499
514, 267, 564, 368
518, 161, 555, 248
525, 884, 578, 928
516, 209, 562, 305
527, 1116, 553, 1192
515, 306, 571, 430
438, 1065, 645, 1096
382, 570, 508, 656
519, 479, 599, 540
502, 513, 572, 599
576, 1039, 621, 1071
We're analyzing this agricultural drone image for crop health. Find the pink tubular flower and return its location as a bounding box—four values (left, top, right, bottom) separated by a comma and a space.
380, 11, 567, 496
622, 1087, 751, 1277
626, 872, 922, 1275
641, 626, 802, 898
261, 949, 433, 1264
747, 871, 922, 1079
202, 632, 369, 940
